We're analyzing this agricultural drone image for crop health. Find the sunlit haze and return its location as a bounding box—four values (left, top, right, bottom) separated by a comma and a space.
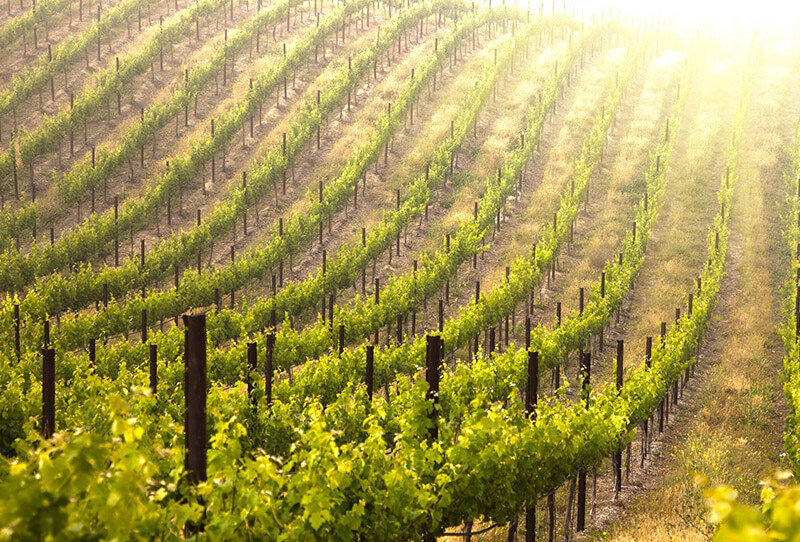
511, 0, 800, 31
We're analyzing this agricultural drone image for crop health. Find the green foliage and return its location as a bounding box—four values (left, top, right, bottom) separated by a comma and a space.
0, 15, 760, 542
0, 0, 311, 252
0, 0, 72, 50
706, 474, 800, 542
0, 4, 560, 361
0, 0, 187, 182
780, 112, 800, 474
0, 0, 462, 315
269, 22, 631, 405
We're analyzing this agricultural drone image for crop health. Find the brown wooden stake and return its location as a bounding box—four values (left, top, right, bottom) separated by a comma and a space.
13, 304, 20, 361
365, 344, 374, 401
88, 338, 96, 368
425, 334, 440, 442
601, 271, 606, 297
643, 336, 653, 461
265, 333, 275, 406
42, 348, 55, 439
183, 314, 207, 485
525, 350, 539, 541
149, 344, 158, 394
576, 351, 591, 532
247, 342, 257, 408
614, 340, 623, 498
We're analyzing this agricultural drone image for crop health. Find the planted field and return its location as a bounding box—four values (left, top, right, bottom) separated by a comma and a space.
0, 0, 799, 539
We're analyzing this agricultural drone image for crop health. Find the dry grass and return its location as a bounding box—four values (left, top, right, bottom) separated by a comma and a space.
542, 48, 685, 321
504, 47, 629, 251
226, 19, 500, 301
592, 40, 799, 542
325, 23, 509, 250
236, 17, 494, 264
468, 44, 630, 295
588, 49, 740, 384
427, 39, 638, 315
418, 39, 568, 255
25, 1, 277, 235
154, 9, 398, 260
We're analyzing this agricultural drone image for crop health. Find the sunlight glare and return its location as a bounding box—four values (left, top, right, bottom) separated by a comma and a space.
517, 0, 800, 31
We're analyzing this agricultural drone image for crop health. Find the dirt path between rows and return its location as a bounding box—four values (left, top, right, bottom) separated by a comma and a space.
576, 42, 800, 542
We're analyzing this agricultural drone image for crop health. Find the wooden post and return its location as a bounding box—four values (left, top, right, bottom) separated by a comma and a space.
598, 271, 606, 352
659, 323, 666, 431
265, 333, 275, 406
526, 317, 531, 349
241, 342, 255, 411
141, 308, 148, 343
328, 294, 334, 333
149, 344, 157, 394
554, 301, 562, 388
365, 344, 374, 401
614, 340, 623, 498
643, 336, 652, 462
526, 351, 539, 416
183, 314, 207, 485
425, 335, 441, 442
13, 304, 20, 361
525, 350, 539, 542
601, 271, 605, 297
576, 351, 591, 531
42, 348, 55, 439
